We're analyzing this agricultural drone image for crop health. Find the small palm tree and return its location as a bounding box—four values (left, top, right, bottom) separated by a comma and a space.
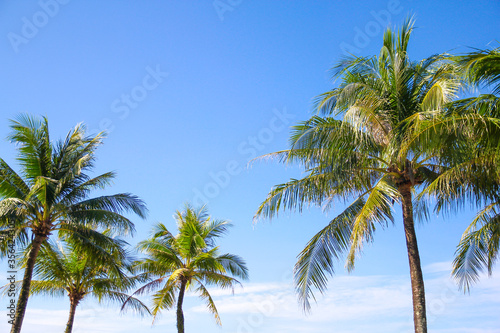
124, 205, 248, 333
255, 18, 459, 333
14, 238, 149, 333
0, 114, 148, 333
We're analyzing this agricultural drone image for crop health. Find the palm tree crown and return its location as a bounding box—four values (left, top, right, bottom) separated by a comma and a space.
125, 204, 248, 333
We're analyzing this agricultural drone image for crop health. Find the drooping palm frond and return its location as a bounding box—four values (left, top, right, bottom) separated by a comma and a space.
452, 201, 500, 291
149, 279, 178, 322
345, 176, 399, 269
295, 198, 363, 311
101, 290, 150, 316
194, 282, 221, 325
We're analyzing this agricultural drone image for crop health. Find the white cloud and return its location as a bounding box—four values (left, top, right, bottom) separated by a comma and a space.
423, 261, 453, 274
187, 267, 500, 333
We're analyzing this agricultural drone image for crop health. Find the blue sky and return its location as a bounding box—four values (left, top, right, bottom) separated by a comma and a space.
0, 1, 499, 332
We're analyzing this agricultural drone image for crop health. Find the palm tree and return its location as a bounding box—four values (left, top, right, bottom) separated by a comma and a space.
124, 205, 248, 333
0, 114, 148, 333
254, 18, 459, 333
12, 238, 149, 333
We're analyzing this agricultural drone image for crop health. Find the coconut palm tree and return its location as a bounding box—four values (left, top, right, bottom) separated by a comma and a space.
11, 238, 149, 333
0, 114, 148, 333
124, 205, 248, 333
254, 19, 460, 333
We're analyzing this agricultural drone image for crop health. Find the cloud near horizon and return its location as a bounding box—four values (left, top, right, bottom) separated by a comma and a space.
188, 262, 500, 333
1, 262, 498, 333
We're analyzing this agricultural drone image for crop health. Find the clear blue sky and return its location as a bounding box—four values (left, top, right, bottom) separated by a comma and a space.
0, 1, 499, 332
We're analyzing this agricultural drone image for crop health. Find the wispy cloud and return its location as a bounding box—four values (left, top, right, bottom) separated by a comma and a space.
187, 266, 500, 333
423, 261, 453, 274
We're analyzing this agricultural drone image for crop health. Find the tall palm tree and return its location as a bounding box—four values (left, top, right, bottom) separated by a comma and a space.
124, 205, 248, 333
254, 19, 459, 333
0, 114, 148, 333
11, 238, 149, 333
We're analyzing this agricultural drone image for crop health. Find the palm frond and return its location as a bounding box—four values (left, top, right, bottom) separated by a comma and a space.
453, 202, 500, 291
195, 282, 221, 325
295, 198, 364, 311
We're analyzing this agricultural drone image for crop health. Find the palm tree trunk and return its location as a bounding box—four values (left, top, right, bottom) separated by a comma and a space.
176, 280, 187, 333
64, 299, 79, 333
10, 234, 47, 333
400, 185, 427, 333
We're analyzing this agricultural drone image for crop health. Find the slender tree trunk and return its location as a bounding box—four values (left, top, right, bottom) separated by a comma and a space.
10, 234, 47, 333
400, 185, 427, 333
176, 280, 187, 333
64, 299, 79, 333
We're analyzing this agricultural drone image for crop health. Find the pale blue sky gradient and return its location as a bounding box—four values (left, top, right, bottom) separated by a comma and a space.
0, 1, 499, 332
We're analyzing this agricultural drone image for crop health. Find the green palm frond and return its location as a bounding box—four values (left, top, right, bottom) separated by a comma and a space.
216, 254, 249, 280
8, 114, 52, 182
453, 202, 500, 291
58, 172, 116, 205
295, 198, 364, 311
70, 193, 147, 221
26, 280, 66, 297
195, 282, 221, 325
195, 270, 241, 290
455, 45, 500, 94
151, 222, 175, 239
346, 176, 398, 270
57, 224, 129, 277
0, 158, 30, 199
149, 279, 178, 321
99, 290, 150, 316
